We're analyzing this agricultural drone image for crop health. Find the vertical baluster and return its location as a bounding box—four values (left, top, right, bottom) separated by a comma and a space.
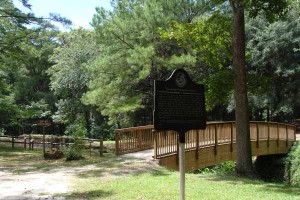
230, 122, 233, 152
256, 123, 259, 149
286, 125, 288, 147
214, 124, 218, 155
115, 131, 119, 155
267, 122, 270, 148
277, 123, 279, 147
196, 130, 199, 159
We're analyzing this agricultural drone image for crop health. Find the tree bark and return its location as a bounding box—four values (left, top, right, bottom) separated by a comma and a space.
231, 0, 255, 177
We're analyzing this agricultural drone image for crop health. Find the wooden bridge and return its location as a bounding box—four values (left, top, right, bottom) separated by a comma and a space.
115, 122, 296, 171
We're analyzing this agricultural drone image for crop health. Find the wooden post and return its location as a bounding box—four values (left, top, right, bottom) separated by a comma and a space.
30, 139, 34, 150
277, 123, 279, 147
153, 130, 157, 159
295, 125, 297, 142
267, 123, 270, 148
115, 131, 119, 155
286, 125, 288, 147
230, 122, 234, 152
12, 136, 15, 149
43, 126, 45, 156
24, 137, 27, 150
196, 130, 199, 159
99, 133, 104, 157
176, 134, 179, 164
256, 123, 259, 149
137, 130, 142, 151
50, 135, 53, 149
214, 124, 218, 155
89, 140, 92, 157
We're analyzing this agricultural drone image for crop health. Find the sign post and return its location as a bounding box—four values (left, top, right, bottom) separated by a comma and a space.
179, 131, 185, 200
37, 119, 52, 156
153, 69, 206, 200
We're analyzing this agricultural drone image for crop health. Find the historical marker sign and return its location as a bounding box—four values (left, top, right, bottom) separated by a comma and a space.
154, 68, 206, 132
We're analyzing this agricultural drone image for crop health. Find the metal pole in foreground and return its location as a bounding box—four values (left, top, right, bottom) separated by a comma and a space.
179, 131, 186, 200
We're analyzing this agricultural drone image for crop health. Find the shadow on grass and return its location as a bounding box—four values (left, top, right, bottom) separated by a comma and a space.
150, 169, 172, 177
77, 169, 106, 178
61, 189, 113, 199
206, 174, 300, 198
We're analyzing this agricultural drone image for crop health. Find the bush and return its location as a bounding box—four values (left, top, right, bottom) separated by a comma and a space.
194, 161, 235, 175
64, 122, 86, 161
44, 148, 64, 159
0, 128, 5, 136
285, 141, 300, 187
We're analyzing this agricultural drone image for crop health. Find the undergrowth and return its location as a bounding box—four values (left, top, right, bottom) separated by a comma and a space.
194, 161, 235, 175
285, 141, 300, 187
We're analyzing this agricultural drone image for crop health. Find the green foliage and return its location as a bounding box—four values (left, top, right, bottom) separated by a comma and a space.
0, 128, 5, 136
195, 161, 235, 175
0, 0, 71, 128
160, 12, 232, 68
203, 69, 233, 111
48, 28, 99, 131
246, 0, 290, 22
246, 9, 300, 120
64, 122, 87, 161
285, 141, 300, 187
84, 0, 225, 126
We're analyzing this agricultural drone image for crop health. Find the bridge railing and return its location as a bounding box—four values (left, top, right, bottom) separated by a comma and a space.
115, 122, 296, 157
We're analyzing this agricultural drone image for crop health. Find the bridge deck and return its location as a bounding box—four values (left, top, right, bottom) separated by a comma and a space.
115, 122, 297, 171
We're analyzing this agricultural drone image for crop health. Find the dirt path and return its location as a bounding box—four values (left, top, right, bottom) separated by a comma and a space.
0, 150, 158, 200
0, 166, 86, 200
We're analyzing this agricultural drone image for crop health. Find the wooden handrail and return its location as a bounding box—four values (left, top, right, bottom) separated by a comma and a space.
114, 121, 297, 157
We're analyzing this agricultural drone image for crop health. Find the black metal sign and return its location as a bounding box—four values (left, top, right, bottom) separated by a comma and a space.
153, 68, 206, 132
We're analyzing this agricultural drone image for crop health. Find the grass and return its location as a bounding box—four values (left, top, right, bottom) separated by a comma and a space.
0, 142, 118, 174
1, 143, 299, 200
65, 169, 300, 200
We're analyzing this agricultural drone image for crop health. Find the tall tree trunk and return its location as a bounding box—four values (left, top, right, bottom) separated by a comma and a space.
231, 0, 255, 177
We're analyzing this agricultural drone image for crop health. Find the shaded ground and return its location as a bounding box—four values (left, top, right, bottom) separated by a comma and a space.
0, 147, 158, 200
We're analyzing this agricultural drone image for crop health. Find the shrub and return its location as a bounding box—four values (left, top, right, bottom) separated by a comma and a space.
0, 128, 5, 136
44, 148, 64, 159
64, 122, 86, 161
285, 141, 300, 187
195, 161, 235, 175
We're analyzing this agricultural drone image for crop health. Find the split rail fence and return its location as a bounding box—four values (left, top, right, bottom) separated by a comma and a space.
0, 135, 101, 154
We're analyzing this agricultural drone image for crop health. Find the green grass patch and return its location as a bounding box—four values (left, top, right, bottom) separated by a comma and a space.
2, 143, 299, 200
65, 168, 300, 200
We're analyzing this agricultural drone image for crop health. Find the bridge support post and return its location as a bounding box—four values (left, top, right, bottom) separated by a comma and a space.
115, 131, 119, 155
153, 130, 157, 159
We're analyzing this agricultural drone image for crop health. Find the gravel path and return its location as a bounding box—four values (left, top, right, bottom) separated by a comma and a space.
0, 150, 158, 200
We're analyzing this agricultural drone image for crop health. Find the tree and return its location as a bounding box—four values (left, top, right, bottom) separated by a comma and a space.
230, 0, 254, 176
229, 0, 290, 176
159, 12, 233, 112
246, 8, 300, 121
84, 0, 213, 127
0, 0, 70, 132
48, 28, 109, 155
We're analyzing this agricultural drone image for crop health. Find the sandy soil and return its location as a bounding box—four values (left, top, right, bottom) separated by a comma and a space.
0, 152, 158, 200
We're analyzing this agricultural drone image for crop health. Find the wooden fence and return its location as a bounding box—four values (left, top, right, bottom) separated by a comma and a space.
115, 122, 296, 158
0, 135, 101, 153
